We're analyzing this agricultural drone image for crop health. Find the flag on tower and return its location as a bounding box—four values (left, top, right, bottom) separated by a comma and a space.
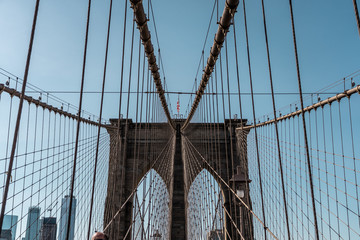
177, 96, 180, 114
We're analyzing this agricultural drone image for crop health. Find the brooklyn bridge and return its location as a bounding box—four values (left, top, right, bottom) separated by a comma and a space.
0, 0, 360, 239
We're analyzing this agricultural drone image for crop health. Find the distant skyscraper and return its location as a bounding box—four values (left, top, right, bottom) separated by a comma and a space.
25, 207, 41, 240
39, 217, 56, 240
0, 229, 12, 240
2, 215, 18, 240
59, 195, 76, 240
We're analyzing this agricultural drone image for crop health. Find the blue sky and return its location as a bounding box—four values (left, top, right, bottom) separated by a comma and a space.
0, 1, 360, 239
0, 0, 359, 122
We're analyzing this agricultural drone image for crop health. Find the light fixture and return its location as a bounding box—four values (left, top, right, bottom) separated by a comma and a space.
236, 189, 245, 199
230, 166, 251, 200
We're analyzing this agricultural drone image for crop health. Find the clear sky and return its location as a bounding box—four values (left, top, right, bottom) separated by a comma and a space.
0, 0, 359, 122
0, 1, 360, 239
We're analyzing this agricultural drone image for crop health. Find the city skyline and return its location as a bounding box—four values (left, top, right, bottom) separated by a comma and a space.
0, 196, 76, 240
24, 207, 40, 240
59, 196, 77, 240
40, 217, 57, 240
1, 215, 18, 240
0, 0, 359, 239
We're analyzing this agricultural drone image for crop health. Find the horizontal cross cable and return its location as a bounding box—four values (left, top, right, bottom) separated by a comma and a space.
0, 83, 104, 127
129, 0, 175, 130
182, 0, 240, 131
240, 84, 360, 130
21, 90, 344, 95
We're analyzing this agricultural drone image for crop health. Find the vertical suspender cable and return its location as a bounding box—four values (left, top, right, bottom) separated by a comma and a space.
182, 0, 239, 131
118, 19, 136, 234
241, 0, 268, 238
260, 0, 291, 238
219, 52, 234, 238
87, 0, 113, 239
66, 1, 92, 240
131, 37, 142, 235
288, 1, 319, 239
0, 0, 41, 235
130, 0, 175, 129
115, 0, 128, 156
111, 0, 128, 234
232, 19, 253, 239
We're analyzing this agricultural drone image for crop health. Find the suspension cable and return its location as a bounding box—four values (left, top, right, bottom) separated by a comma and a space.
86, 0, 113, 238
182, 0, 239, 131
66, 0, 92, 239
0, 0, 41, 235
288, 1, 319, 238
239, 84, 360, 130
183, 136, 278, 239
241, 0, 268, 238
259, 0, 291, 238
130, 0, 175, 129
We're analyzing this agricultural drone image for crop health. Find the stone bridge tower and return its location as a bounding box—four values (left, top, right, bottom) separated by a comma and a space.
103, 119, 253, 239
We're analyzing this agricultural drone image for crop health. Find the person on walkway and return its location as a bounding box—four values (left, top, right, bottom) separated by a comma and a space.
91, 231, 108, 240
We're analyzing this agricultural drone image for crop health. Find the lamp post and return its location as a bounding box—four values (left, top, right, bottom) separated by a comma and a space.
230, 166, 251, 239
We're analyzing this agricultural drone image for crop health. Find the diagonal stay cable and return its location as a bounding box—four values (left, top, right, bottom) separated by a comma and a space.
183, 138, 245, 240
239, 84, 360, 130
0, 84, 106, 125
183, 136, 279, 239
103, 135, 175, 232
0, 68, 100, 120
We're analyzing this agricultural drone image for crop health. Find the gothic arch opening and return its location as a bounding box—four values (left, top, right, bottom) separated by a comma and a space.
187, 169, 225, 239
132, 169, 170, 239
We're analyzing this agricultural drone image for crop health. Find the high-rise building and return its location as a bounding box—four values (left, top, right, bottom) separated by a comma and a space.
25, 207, 41, 240
2, 215, 18, 240
59, 195, 76, 240
39, 217, 56, 240
0, 229, 12, 240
